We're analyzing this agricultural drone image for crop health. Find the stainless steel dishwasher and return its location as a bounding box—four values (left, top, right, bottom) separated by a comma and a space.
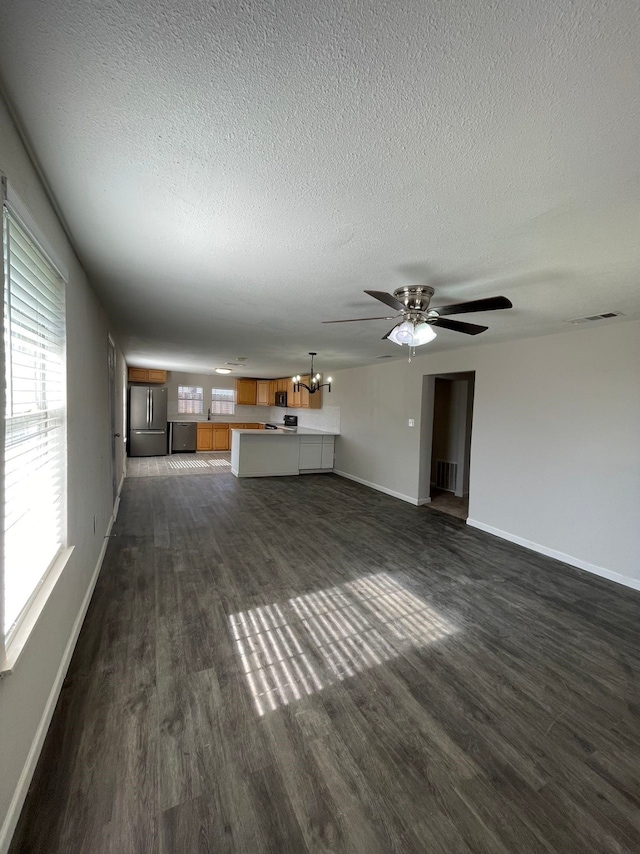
170, 422, 197, 452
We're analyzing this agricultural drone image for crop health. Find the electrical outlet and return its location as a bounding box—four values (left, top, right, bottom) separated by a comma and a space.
408, 419, 415, 427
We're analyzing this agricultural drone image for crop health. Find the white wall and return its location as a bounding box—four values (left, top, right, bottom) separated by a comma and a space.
331, 320, 640, 587
0, 97, 125, 852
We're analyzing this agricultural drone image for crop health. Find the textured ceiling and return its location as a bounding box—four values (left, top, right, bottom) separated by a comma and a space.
0, 0, 639, 377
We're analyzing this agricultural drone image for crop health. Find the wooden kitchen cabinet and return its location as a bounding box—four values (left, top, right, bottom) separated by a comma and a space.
299, 375, 322, 409
196, 423, 213, 451
128, 367, 167, 383
212, 425, 230, 450
256, 380, 270, 406
198, 422, 231, 451
128, 367, 148, 382
236, 378, 257, 406
276, 378, 288, 393
284, 375, 323, 409
289, 378, 300, 408
268, 380, 277, 406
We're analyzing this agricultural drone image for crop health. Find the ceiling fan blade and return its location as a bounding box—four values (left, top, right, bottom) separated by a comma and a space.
433, 296, 513, 316
433, 317, 488, 335
322, 315, 397, 323
364, 289, 407, 312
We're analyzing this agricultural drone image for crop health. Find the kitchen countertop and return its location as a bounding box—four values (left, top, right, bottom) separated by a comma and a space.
168, 419, 264, 424
231, 426, 338, 435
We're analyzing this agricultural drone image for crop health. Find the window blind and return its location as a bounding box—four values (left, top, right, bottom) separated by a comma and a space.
211, 388, 235, 415
178, 385, 203, 414
3, 207, 66, 639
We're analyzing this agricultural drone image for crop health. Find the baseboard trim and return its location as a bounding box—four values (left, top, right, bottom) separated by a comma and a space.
466, 518, 640, 593
0, 488, 123, 854
232, 468, 299, 477
417, 497, 431, 506
334, 470, 419, 506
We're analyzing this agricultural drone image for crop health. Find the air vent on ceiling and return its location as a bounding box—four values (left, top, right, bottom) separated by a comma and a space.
375, 354, 393, 359
226, 361, 243, 366
565, 311, 624, 324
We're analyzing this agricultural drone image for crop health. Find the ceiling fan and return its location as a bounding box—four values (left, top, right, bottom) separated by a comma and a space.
322, 286, 513, 346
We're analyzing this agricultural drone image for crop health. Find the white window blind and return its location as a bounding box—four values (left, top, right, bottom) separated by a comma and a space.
178, 385, 203, 414
211, 388, 235, 416
3, 206, 66, 639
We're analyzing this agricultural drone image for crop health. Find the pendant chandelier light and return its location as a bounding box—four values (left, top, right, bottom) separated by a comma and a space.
292, 352, 332, 394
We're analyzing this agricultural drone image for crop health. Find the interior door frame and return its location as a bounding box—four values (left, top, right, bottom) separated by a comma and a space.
418, 370, 476, 506
108, 334, 118, 505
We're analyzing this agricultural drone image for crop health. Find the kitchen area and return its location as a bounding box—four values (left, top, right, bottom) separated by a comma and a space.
127, 366, 340, 477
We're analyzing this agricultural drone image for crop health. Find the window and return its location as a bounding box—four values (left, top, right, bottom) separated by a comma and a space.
211, 388, 235, 416
3, 204, 66, 641
178, 385, 203, 414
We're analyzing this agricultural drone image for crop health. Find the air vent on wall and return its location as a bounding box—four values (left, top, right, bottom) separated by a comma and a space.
565, 311, 624, 324
436, 460, 458, 492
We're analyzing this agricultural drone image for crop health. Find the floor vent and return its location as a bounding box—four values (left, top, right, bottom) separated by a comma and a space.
436, 460, 458, 491
565, 311, 624, 324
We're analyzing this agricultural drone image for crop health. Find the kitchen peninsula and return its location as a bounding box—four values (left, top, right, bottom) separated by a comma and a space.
230, 427, 337, 477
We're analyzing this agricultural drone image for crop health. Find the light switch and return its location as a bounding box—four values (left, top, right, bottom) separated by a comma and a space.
408, 419, 415, 427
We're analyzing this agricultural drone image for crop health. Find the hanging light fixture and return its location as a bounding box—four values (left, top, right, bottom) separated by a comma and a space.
387, 319, 437, 347
292, 352, 332, 394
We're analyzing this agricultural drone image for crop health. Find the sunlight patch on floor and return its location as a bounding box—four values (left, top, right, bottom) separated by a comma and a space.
230, 572, 456, 717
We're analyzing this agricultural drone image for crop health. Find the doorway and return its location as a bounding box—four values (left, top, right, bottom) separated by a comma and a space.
108, 335, 118, 506
418, 372, 475, 520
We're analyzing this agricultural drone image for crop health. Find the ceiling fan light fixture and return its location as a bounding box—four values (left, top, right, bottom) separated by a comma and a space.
412, 321, 437, 345
388, 320, 437, 347
388, 320, 415, 345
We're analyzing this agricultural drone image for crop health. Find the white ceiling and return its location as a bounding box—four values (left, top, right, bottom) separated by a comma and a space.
0, 0, 639, 378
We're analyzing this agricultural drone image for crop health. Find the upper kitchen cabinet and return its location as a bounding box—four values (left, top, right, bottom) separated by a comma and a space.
128, 367, 168, 384
256, 380, 270, 406
289, 378, 300, 408
235, 378, 257, 406
298, 375, 322, 409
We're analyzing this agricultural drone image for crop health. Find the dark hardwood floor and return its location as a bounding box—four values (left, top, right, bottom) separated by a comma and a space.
10, 471, 640, 853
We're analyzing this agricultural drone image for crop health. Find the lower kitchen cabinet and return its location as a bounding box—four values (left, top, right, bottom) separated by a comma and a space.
298, 434, 334, 471
198, 423, 264, 451
321, 435, 335, 468
196, 423, 213, 451
197, 423, 230, 451
213, 425, 230, 450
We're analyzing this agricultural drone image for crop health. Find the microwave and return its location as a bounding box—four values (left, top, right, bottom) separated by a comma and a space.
275, 390, 287, 407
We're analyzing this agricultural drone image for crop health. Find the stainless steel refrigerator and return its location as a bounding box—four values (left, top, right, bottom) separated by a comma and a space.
128, 386, 168, 456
